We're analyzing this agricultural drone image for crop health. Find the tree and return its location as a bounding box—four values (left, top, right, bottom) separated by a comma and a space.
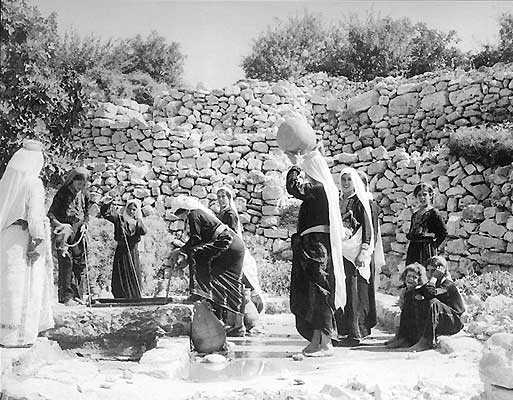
0, 0, 86, 181
471, 12, 513, 68
408, 23, 463, 77
242, 13, 328, 81
106, 31, 185, 86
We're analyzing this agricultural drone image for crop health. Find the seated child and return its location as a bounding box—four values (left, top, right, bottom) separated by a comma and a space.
386, 263, 427, 348
388, 256, 465, 351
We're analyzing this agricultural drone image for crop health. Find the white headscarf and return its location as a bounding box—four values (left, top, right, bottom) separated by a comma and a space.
170, 194, 216, 218
339, 167, 376, 282
122, 199, 142, 226
299, 149, 347, 310
0, 140, 45, 233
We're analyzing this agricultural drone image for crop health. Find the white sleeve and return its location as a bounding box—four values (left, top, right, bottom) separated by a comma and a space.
26, 178, 47, 240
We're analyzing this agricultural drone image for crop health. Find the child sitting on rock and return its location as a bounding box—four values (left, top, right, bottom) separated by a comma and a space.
387, 256, 465, 351
386, 263, 427, 348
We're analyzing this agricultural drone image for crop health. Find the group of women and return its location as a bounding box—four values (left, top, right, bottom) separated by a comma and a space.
0, 133, 456, 350
285, 144, 457, 356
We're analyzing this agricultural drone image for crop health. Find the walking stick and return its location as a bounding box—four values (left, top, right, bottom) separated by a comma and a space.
83, 229, 93, 308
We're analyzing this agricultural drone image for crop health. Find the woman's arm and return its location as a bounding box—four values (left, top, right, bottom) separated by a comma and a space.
99, 202, 117, 224
430, 209, 448, 248
286, 166, 318, 201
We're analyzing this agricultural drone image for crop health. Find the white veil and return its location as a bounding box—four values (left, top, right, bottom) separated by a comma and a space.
299, 149, 347, 310
0, 140, 45, 232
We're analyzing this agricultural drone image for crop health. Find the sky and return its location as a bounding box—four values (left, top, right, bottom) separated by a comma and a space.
33, 0, 513, 89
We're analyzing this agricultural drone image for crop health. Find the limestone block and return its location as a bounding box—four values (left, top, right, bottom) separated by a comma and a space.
367, 105, 387, 122
262, 158, 286, 171
347, 90, 379, 113
338, 152, 358, 164
397, 82, 423, 95
376, 177, 395, 190
480, 333, 513, 389
468, 235, 506, 251
262, 186, 283, 201
482, 252, 513, 265
368, 160, 387, 175
462, 175, 491, 201
420, 91, 449, 110
124, 140, 141, 154
177, 158, 196, 169
446, 239, 467, 255
247, 170, 266, 184
310, 94, 327, 104
263, 228, 289, 239
260, 216, 281, 227
133, 188, 150, 198
388, 93, 419, 116
356, 147, 372, 162
483, 384, 513, 400
449, 84, 483, 106
480, 219, 507, 237
191, 185, 207, 198
462, 204, 485, 221
327, 98, 346, 111
154, 139, 171, 149
262, 94, 279, 105
438, 335, 482, 354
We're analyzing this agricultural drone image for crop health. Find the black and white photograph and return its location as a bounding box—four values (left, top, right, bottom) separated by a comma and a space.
1, 0, 513, 399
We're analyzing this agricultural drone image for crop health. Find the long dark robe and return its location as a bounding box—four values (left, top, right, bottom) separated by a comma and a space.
100, 203, 146, 299
286, 166, 337, 341
217, 209, 239, 233
181, 209, 245, 315
336, 194, 376, 339
48, 186, 90, 303
406, 207, 447, 267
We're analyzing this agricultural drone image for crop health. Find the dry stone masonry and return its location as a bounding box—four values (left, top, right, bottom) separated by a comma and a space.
75, 63, 513, 287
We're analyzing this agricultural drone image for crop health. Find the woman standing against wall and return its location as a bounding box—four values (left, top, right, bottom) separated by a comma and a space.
336, 168, 378, 345
405, 183, 447, 267
100, 198, 146, 298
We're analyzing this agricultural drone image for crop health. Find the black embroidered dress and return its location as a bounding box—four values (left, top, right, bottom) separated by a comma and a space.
405, 207, 447, 266
286, 166, 337, 341
100, 203, 146, 298
181, 209, 245, 315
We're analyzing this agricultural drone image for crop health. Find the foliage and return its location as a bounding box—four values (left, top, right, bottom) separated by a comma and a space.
105, 31, 185, 87
456, 271, 513, 301
241, 13, 327, 81
448, 123, 513, 167
242, 11, 464, 81
471, 12, 513, 68
0, 0, 86, 182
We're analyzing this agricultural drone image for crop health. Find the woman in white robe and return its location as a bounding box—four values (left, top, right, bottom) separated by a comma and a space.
0, 140, 54, 347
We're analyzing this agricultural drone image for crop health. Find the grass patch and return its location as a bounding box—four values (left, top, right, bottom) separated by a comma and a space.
448, 123, 513, 167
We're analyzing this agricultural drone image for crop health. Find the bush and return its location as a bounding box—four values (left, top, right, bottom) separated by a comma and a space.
456, 271, 513, 301
448, 124, 513, 167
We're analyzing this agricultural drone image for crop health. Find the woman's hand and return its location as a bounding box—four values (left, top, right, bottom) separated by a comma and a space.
27, 238, 44, 263
285, 151, 299, 165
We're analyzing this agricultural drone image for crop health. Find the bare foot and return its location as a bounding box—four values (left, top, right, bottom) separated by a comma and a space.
304, 348, 334, 357
386, 337, 409, 348
409, 337, 432, 352
302, 342, 319, 354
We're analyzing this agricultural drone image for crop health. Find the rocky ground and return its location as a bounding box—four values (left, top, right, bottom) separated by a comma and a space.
1, 307, 485, 400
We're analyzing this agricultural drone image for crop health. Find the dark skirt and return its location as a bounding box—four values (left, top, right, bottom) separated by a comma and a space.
399, 295, 464, 346
192, 231, 245, 315
111, 244, 142, 299
405, 240, 437, 267
290, 232, 336, 341
335, 257, 377, 339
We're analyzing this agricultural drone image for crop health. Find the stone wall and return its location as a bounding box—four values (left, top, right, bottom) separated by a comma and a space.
76, 63, 513, 286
